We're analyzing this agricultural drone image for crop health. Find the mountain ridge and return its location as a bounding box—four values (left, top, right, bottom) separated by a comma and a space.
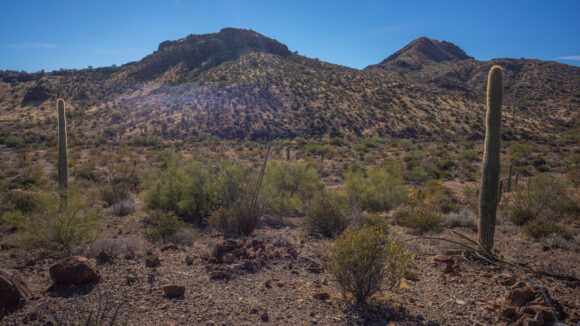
0, 28, 578, 143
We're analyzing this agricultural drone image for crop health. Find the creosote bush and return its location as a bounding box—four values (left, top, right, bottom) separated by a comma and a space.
144, 158, 214, 224
262, 161, 323, 216
509, 174, 564, 226
209, 163, 265, 236
394, 189, 444, 234
144, 211, 192, 243
343, 163, 408, 212
327, 226, 412, 304
1, 188, 100, 251
304, 189, 349, 237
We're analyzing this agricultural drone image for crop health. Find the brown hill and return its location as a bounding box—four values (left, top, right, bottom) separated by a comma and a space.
0, 30, 578, 144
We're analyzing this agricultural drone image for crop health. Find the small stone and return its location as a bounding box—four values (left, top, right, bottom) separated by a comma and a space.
260, 311, 269, 322
443, 263, 455, 274
160, 244, 178, 252
313, 292, 330, 300
433, 254, 454, 264
306, 262, 323, 274
276, 281, 285, 287
96, 251, 114, 264
264, 280, 272, 288
146, 255, 161, 268
163, 285, 185, 297
405, 272, 419, 281
185, 256, 194, 265
126, 275, 138, 285
210, 271, 231, 280
455, 299, 466, 305
505, 286, 536, 307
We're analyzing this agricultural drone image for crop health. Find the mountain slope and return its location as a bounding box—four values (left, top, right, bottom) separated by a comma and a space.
0, 30, 578, 144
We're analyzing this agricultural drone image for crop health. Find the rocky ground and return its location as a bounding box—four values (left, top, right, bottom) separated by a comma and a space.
1, 215, 579, 326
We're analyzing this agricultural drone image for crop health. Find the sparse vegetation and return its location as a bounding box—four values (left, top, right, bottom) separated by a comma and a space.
327, 225, 413, 304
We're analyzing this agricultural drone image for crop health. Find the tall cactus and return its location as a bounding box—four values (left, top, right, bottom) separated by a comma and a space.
478, 66, 503, 252
57, 99, 69, 201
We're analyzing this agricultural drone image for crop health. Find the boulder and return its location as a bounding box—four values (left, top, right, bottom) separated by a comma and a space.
0, 269, 32, 308
163, 285, 185, 297
49, 256, 101, 285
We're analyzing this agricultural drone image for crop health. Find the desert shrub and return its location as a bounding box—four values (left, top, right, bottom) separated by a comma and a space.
352, 212, 389, 234
421, 180, 460, 213
144, 211, 185, 242
444, 208, 478, 231
394, 189, 444, 233
111, 199, 136, 217
3, 191, 42, 213
329, 137, 345, 146
101, 164, 138, 206
209, 163, 265, 236
461, 184, 478, 210
458, 149, 479, 162
262, 161, 323, 216
129, 135, 164, 147
327, 226, 412, 304
509, 174, 564, 226
343, 163, 408, 212
404, 165, 429, 183
144, 159, 214, 224
522, 218, 570, 240
2, 190, 100, 251
508, 142, 532, 160
304, 189, 349, 237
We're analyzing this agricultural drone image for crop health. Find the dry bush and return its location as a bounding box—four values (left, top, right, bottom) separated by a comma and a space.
327, 226, 412, 304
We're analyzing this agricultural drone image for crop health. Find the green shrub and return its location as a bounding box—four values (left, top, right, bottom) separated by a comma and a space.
394, 189, 443, 233
209, 163, 264, 236
509, 174, 564, 226
327, 226, 412, 304
522, 218, 569, 240
2, 190, 100, 251
343, 163, 408, 212
3, 191, 42, 213
101, 164, 138, 206
262, 161, 323, 216
145, 211, 187, 242
304, 190, 349, 237
458, 149, 479, 162
405, 166, 429, 183
144, 159, 214, 224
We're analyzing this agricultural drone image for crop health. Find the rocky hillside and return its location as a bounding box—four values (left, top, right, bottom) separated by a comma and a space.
0, 28, 578, 143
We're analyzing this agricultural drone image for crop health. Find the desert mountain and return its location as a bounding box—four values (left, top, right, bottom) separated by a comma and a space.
0, 29, 578, 143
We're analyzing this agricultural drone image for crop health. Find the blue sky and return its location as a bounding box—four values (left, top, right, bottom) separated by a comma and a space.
1, 0, 579, 72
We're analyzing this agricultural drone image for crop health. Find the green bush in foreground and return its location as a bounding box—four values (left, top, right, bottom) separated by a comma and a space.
327, 226, 412, 304
1, 189, 100, 251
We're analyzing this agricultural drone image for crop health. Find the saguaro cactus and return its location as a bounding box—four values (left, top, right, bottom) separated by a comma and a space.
478, 66, 503, 252
57, 99, 69, 201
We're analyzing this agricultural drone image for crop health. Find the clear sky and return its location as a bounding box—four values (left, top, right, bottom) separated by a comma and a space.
1, 0, 579, 72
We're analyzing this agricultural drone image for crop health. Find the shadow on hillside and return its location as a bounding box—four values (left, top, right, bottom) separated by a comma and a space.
46, 282, 98, 298
344, 303, 439, 326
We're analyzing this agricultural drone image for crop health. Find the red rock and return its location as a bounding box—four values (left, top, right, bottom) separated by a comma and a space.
306, 262, 323, 274
160, 244, 178, 252
146, 255, 161, 267
405, 272, 419, 281
432, 253, 454, 264
313, 292, 330, 300
210, 270, 231, 280
0, 269, 32, 308
163, 285, 185, 297
502, 306, 519, 320
264, 280, 272, 288
443, 263, 455, 274
185, 256, 194, 265
49, 256, 101, 285
505, 286, 536, 307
